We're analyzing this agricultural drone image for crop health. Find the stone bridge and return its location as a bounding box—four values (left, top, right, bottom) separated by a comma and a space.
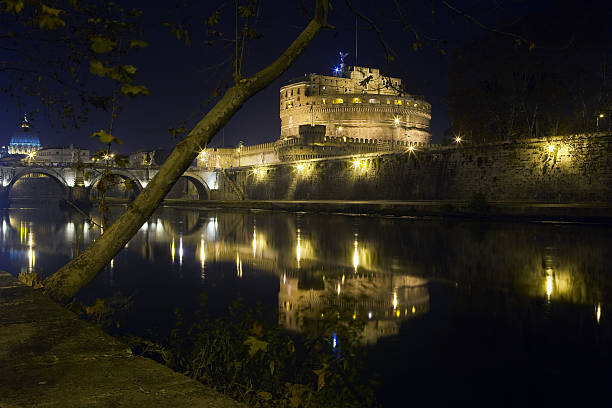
0, 163, 222, 205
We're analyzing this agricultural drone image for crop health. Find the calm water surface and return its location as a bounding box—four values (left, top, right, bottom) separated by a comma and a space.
1, 205, 611, 406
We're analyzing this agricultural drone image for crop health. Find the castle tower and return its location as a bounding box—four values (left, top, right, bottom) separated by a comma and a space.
279, 65, 431, 144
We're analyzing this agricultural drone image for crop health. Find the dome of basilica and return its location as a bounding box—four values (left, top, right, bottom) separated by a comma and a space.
8, 115, 41, 155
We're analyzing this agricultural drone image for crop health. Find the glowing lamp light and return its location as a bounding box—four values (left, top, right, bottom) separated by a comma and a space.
394, 116, 400, 125
455, 136, 462, 143
408, 146, 415, 153
103, 154, 110, 160
296, 163, 305, 172
337, 126, 343, 132
547, 144, 555, 153
599, 114, 605, 118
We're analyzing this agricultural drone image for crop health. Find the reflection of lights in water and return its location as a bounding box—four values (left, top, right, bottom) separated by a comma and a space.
66, 221, 75, 241
283, 273, 286, 285
368, 312, 372, 319
337, 283, 341, 295
27, 232, 35, 272
546, 275, 553, 299
353, 236, 359, 272
236, 253, 242, 278
352, 313, 356, 320
156, 219, 163, 231
140, 222, 148, 231
110, 259, 114, 270
170, 238, 175, 263
332, 333, 337, 349
252, 225, 257, 257
596, 304, 602, 324
392, 292, 398, 310
199, 237, 206, 278
396, 309, 400, 318
296, 228, 302, 267
412, 306, 416, 314
341, 274, 345, 284
178, 235, 183, 266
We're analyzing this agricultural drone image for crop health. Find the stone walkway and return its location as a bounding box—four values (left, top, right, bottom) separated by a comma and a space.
0, 271, 244, 408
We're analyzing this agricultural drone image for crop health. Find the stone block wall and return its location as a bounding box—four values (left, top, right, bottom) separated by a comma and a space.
226, 133, 612, 202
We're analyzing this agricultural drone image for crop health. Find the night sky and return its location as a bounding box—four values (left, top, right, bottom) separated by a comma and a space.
0, 0, 570, 152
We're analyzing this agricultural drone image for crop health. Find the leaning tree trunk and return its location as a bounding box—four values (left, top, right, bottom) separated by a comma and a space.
44, 0, 330, 304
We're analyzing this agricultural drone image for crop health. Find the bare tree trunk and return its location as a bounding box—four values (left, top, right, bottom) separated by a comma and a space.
44, 0, 330, 304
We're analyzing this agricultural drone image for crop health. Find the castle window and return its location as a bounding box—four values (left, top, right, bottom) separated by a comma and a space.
286, 101, 293, 109
291, 89, 293, 96
368, 98, 377, 104
322, 99, 326, 104
297, 88, 300, 95
413, 103, 418, 107
386, 100, 391, 104
332, 98, 343, 104
394, 100, 403, 105
352, 97, 361, 103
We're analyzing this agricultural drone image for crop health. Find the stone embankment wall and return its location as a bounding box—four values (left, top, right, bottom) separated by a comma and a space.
218, 133, 612, 202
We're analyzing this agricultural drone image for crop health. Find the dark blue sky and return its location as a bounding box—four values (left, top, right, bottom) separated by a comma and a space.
0, 0, 560, 153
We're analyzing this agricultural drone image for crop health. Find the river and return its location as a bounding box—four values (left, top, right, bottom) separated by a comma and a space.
1, 204, 611, 406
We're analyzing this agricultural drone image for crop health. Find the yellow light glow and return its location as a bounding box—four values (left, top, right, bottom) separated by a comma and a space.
236, 253, 242, 277
392, 292, 398, 310
27, 152, 35, 159
547, 144, 555, 153
455, 136, 462, 143
170, 238, 175, 263
103, 155, 110, 160
338, 126, 343, 132
353, 239, 359, 272
596, 304, 602, 324
337, 284, 341, 295
199, 238, 206, 272
352, 313, 357, 320
396, 310, 400, 318
546, 275, 553, 298
408, 146, 415, 153
599, 114, 605, 118
252, 227, 257, 256
411, 306, 416, 314
296, 163, 305, 172
296, 228, 302, 266
394, 116, 400, 125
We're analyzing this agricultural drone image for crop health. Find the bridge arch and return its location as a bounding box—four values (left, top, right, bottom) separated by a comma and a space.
88, 169, 144, 199
6, 167, 69, 198
167, 174, 210, 200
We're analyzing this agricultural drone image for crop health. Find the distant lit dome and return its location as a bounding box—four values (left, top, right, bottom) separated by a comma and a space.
8, 115, 41, 155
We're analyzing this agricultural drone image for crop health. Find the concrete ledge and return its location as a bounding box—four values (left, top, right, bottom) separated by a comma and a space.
161, 199, 612, 223
0, 271, 244, 408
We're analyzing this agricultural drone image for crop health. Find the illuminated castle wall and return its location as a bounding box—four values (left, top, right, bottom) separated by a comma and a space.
279, 65, 431, 144
197, 65, 433, 168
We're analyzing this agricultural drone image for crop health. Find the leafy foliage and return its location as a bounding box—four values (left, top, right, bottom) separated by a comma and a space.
123, 297, 378, 408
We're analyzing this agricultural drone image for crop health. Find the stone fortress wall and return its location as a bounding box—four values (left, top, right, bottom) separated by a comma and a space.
215, 133, 612, 203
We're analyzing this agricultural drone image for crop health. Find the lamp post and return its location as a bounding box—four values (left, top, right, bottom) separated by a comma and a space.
597, 113, 605, 130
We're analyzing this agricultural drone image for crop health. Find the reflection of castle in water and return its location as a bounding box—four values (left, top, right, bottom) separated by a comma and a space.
280, 273, 429, 344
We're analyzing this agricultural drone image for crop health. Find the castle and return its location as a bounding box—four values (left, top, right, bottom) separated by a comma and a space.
196, 65, 432, 168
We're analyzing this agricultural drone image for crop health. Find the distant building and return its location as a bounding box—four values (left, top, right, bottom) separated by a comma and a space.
8, 115, 41, 155
279, 65, 431, 144
34, 144, 90, 164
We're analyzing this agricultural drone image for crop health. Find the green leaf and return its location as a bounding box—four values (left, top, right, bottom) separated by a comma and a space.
121, 84, 149, 97
90, 36, 116, 54
243, 336, 268, 357
256, 391, 272, 401
1, 0, 25, 14
40, 14, 66, 30
89, 60, 108, 77
92, 130, 122, 145
122, 65, 137, 75
129, 40, 148, 48
312, 363, 328, 391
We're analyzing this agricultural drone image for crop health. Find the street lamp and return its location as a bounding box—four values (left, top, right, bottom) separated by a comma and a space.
455, 136, 462, 144
597, 113, 605, 130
